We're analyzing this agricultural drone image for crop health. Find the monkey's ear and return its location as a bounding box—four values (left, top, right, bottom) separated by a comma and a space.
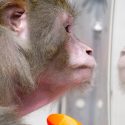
2, 5, 25, 33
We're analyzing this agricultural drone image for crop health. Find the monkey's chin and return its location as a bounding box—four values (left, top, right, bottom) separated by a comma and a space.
70, 68, 94, 85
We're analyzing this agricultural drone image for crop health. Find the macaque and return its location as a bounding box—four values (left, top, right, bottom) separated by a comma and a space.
118, 48, 125, 89
0, 0, 96, 124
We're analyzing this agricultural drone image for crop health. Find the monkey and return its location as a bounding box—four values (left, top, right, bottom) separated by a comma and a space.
0, 0, 96, 124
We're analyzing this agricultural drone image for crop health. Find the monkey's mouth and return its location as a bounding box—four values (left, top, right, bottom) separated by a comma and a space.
37, 66, 95, 87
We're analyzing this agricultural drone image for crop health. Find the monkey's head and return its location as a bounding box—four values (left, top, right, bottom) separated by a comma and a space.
0, 0, 96, 115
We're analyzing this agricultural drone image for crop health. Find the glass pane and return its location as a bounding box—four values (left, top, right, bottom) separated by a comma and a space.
111, 0, 125, 124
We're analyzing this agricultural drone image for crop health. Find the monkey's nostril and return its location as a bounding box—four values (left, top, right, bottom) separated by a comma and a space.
65, 25, 72, 33
86, 50, 93, 56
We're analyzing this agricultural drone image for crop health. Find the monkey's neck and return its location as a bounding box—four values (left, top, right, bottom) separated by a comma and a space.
18, 87, 61, 116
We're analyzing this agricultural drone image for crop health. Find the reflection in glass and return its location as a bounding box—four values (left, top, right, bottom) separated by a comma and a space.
118, 48, 125, 90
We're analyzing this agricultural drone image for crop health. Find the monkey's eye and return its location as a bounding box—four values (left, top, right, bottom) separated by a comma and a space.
65, 25, 72, 33
12, 10, 24, 19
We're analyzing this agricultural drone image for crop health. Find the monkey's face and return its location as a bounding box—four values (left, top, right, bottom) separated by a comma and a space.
13, 2, 96, 95
28, 9, 96, 92
1, 0, 96, 91
19, 11, 96, 115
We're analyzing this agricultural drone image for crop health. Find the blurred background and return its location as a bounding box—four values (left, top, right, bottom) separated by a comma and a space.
22, 0, 125, 125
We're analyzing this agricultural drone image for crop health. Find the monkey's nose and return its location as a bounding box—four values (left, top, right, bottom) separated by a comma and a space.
86, 49, 93, 56
67, 41, 96, 69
